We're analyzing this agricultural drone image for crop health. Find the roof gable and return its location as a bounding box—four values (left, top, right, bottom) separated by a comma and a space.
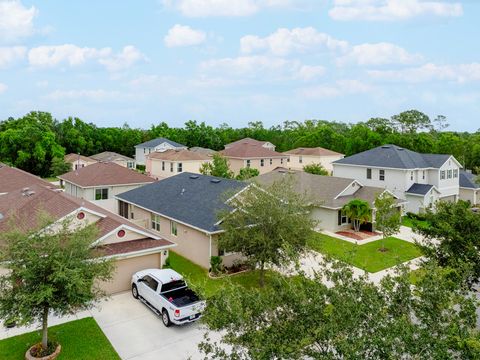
284, 147, 343, 157
135, 137, 187, 149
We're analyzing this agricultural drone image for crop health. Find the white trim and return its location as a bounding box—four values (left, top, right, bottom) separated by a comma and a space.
333, 162, 440, 172
333, 180, 364, 199
102, 243, 177, 261
92, 224, 161, 247
59, 179, 154, 189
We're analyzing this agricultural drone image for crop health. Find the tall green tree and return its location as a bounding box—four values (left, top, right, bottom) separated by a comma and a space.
341, 199, 372, 232
391, 110, 432, 133
217, 177, 317, 286
199, 262, 480, 359
0, 215, 114, 352
200, 154, 234, 179
236, 167, 259, 180
374, 192, 401, 251
302, 163, 329, 176
49, 157, 72, 176
416, 200, 480, 287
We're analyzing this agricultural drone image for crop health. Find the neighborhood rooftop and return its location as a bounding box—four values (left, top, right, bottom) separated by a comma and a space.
147, 149, 211, 161
220, 143, 287, 159
460, 170, 480, 189
406, 183, 435, 196
283, 147, 343, 156
90, 151, 135, 162
333, 144, 453, 169
0, 163, 54, 194
224, 137, 271, 148
116, 172, 248, 233
58, 162, 154, 187
135, 137, 186, 149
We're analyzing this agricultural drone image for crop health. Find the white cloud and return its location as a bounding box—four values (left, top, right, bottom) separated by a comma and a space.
299, 79, 372, 98
28, 44, 145, 72
0, 46, 27, 67
162, 0, 294, 17
296, 65, 326, 81
329, 0, 463, 21
337, 42, 423, 66
98, 45, 146, 72
0, 83, 7, 93
43, 89, 122, 102
164, 24, 206, 47
0, 0, 37, 42
240, 27, 348, 56
368, 63, 480, 83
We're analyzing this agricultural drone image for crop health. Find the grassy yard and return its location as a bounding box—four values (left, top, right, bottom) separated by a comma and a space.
402, 216, 430, 229
41, 176, 58, 182
167, 251, 270, 297
0, 317, 119, 360
308, 233, 422, 273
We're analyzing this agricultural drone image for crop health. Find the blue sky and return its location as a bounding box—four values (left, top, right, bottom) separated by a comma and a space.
0, 0, 479, 130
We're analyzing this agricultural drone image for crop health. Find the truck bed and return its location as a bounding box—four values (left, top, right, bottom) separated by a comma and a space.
161, 287, 200, 307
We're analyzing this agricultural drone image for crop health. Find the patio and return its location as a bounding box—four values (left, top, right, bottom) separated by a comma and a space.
336, 229, 381, 241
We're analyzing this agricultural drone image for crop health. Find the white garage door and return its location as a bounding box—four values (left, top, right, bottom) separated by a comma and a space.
103, 253, 161, 294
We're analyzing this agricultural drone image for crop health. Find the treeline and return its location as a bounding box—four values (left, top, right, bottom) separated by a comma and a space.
0, 110, 479, 177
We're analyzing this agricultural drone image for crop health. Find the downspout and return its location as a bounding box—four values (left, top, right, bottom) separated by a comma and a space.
208, 234, 212, 259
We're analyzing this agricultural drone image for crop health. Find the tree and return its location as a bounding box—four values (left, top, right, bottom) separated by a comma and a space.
49, 156, 71, 176
341, 199, 372, 232
199, 261, 480, 359
200, 154, 234, 179
0, 215, 114, 353
391, 110, 432, 134
374, 192, 401, 251
236, 167, 259, 180
302, 163, 328, 176
416, 200, 480, 287
217, 176, 317, 286
433, 114, 449, 132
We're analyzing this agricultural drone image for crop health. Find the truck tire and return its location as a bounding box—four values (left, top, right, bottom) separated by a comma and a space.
132, 284, 139, 299
162, 309, 172, 327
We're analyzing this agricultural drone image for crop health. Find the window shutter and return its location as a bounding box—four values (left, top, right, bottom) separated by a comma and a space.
338, 210, 342, 226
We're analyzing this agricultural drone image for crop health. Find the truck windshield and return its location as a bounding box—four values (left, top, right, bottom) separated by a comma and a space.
161, 279, 187, 293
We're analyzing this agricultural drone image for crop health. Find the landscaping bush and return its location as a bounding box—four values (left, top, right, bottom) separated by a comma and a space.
210, 256, 223, 275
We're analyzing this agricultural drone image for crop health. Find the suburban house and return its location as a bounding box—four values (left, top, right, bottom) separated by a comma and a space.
134, 137, 187, 165
459, 170, 479, 205
219, 140, 288, 175
90, 151, 136, 169
332, 145, 461, 213
254, 169, 404, 232
58, 162, 155, 212
283, 147, 344, 172
115, 172, 248, 269
0, 164, 175, 294
225, 137, 276, 151
64, 153, 97, 170
146, 149, 211, 180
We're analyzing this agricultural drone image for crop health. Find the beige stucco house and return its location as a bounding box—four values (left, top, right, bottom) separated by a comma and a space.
64, 153, 97, 170
220, 140, 288, 175
0, 164, 175, 294
116, 172, 248, 269
225, 137, 276, 151
90, 151, 136, 169
283, 147, 344, 173
254, 169, 404, 233
145, 149, 211, 180
58, 162, 155, 212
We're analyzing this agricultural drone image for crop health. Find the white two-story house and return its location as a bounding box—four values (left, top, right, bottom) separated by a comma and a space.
332, 145, 461, 213
134, 138, 187, 165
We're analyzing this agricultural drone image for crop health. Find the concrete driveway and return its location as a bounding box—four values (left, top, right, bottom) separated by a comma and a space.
91, 292, 214, 360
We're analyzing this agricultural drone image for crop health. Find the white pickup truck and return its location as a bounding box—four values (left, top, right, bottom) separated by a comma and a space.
131, 268, 205, 327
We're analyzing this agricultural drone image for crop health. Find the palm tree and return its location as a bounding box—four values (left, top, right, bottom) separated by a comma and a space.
342, 199, 372, 232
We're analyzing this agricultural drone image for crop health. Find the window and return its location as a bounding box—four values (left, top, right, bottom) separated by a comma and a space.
379, 169, 385, 181
119, 201, 129, 219
447, 169, 452, 179
95, 188, 108, 200
151, 214, 161, 231
299, 156, 303, 164
260, 159, 264, 167
287, 157, 290, 163
177, 163, 183, 172
127, 162, 134, 169
453, 169, 458, 178
422, 170, 425, 180
281, 158, 283, 164
170, 162, 174, 172
366, 168, 372, 179
338, 210, 350, 225
141, 275, 158, 291
144, 148, 146, 154
269, 158, 272, 165
246, 159, 251, 168
440, 170, 446, 180
410, 171, 414, 181
162, 161, 165, 171
171, 221, 178, 236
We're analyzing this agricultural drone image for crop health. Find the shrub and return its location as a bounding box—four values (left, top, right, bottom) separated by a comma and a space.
210, 256, 223, 275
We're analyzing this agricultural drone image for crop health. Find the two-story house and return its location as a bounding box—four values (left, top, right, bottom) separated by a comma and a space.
283, 147, 344, 173
224, 137, 276, 151
134, 138, 187, 165
146, 149, 211, 180
332, 145, 461, 213
90, 151, 136, 169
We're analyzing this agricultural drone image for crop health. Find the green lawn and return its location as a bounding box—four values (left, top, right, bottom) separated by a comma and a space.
308, 233, 422, 273
167, 251, 271, 297
41, 176, 58, 182
402, 216, 430, 229
0, 317, 119, 360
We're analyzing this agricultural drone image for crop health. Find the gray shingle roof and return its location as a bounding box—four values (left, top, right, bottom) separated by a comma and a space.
135, 137, 187, 149
333, 145, 451, 169
405, 183, 434, 196
460, 171, 480, 189
116, 172, 247, 233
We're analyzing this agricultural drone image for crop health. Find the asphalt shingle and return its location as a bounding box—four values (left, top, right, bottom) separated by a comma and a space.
135, 137, 186, 149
